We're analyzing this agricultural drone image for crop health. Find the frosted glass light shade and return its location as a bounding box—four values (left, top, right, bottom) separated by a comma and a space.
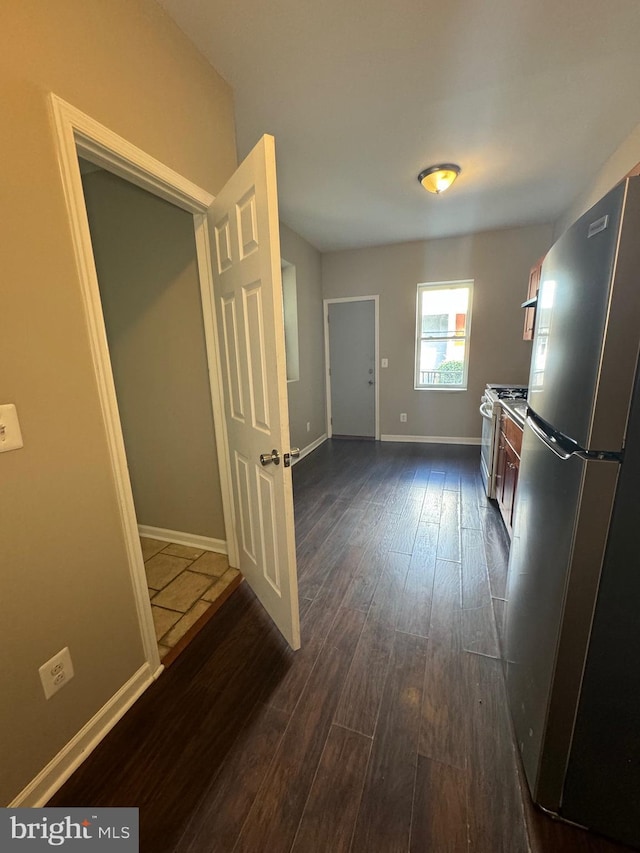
418, 164, 461, 194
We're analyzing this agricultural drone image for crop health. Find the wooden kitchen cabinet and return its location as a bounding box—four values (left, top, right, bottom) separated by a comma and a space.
496, 409, 523, 536
523, 256, 544, 341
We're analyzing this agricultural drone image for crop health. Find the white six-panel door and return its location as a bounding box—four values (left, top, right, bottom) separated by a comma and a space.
211, 135, 300, 650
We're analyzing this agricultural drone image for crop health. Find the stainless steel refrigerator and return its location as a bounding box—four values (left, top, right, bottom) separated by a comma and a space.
505, 175, 640, 848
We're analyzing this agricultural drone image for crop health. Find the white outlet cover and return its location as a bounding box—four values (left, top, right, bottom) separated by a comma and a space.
0, 404, 24, 453
39, 647, 74, 700
381, 358, 389, 368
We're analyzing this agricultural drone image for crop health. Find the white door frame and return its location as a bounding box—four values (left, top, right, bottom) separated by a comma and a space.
49, 94, 238, 675
323, 295, 380, 440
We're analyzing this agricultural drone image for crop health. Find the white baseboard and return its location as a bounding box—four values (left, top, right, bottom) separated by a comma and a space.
291, 433, 328, 464
9, 663, 155, 807
381, 434, 482, 445
137, 525, 227, 554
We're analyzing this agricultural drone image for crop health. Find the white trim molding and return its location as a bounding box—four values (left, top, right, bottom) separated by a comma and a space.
291, 433, 328, 464
137, 526, 227, 554
381, 434, 482, 445
9, 664, 156, 808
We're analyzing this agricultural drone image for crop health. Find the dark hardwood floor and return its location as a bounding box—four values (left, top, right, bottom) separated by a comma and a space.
50, 440, 634, 852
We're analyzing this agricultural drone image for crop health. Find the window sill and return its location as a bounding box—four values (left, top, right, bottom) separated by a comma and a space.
414, 386, 468, 392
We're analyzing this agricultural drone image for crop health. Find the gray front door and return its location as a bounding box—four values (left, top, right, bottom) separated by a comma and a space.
328, 300, 375, 438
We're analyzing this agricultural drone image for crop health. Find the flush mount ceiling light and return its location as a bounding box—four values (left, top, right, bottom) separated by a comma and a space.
418, 164, 461, 194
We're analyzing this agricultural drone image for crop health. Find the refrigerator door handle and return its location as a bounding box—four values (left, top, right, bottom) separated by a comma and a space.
527, 409, 624, 463
526, 410, 579, 460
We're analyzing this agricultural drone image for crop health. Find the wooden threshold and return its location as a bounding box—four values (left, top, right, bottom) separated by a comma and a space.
161, 574, 243, 668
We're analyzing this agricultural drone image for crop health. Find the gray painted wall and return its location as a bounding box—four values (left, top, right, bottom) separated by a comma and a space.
1, 0, 236, 807
82, 168, 225, 540
322, 223, 554, 440
280, 223, 326, 450
556, 120, 640, 237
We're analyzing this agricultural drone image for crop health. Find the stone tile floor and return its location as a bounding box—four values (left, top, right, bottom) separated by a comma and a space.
140, 537, 241, 662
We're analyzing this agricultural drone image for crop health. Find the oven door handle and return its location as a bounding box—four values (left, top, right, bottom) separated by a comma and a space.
479, 401, 493, 419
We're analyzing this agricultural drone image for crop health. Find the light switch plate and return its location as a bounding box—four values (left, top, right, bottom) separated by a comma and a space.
0, 404, 24, 453
381, 358, 389, 368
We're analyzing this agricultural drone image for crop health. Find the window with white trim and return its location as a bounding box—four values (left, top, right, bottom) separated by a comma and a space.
415, 281, 473, 390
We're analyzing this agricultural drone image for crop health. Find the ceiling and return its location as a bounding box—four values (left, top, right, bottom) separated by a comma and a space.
157, 0, 640, 251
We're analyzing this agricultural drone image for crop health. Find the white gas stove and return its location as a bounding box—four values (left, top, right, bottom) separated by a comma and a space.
479, 384, 528, 498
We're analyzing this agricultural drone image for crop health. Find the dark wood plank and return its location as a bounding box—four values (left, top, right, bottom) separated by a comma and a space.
296, 496, 351, 570
367, 550, 411, 627
461, 603, 500, 658
233, 607, 366, 853
460, 468, 483, 530
419, 638, 468, 770
298, 503, 368, 599
481, 504, 511, 599
395, 521, 437, 638
294, 491, 339, 546
383, 453, 420, 514
351, 631, 428, 853
334, 552, 410, 735
388, 494, 423, 554
290, 724, 372, 853
461, 524, 499, 657
410, 755, 469, 853
354, 450, 397, 503
333, 616, 395, 737
421, 470, 445, 523
341, 511, 401, 612
177, 702, 289, 853
444, 462, 461, 491
428, 559, 462, 647
461, 526, 492, 609
493, 597, 506, 656
464, 651, 530, 853
261, 597, 338, 715
313, 539, 374, 613
437, 489, 461, 562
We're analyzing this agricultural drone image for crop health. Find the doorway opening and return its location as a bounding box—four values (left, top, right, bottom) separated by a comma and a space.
78, 160, 241, 665
324, 296, 380, 440
50, 94, 239, 676
51, 96, 301, 673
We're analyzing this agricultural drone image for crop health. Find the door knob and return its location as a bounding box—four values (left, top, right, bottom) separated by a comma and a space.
260, 449, 280, 466
368, 380, 374, 385
284, 448, 300, 467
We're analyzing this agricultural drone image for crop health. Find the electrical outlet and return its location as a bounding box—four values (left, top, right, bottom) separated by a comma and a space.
39, 647, 74, 700
306, 422, 311, 432
400, 413, 407, 423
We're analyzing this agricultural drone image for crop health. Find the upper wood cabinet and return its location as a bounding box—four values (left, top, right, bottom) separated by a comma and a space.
523, 256, 544, 341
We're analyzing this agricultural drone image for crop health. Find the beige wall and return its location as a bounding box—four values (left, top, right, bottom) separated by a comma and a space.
322, 224, 554, 440
82, 168, 225, 540
556, 121, 640, 236
0, 0, 236, 804
280, 224, 327, 449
